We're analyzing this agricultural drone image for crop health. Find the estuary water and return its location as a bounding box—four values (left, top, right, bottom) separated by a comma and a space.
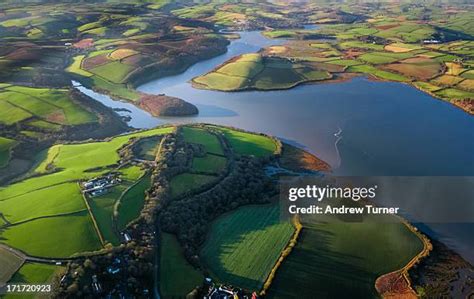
76, 31, 474, 262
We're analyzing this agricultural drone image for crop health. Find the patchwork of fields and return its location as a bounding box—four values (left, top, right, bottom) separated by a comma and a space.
161, 125, 283, 295
0, 127, 173, 257
195, 18, 474, 113
169, 126, 228, 198
159, 125, 424, 297
0, 1, 471, 296
0, 86, 96, 128
193, 53, 331, 91
61, 11, 229, 103
0, 84, 103, 172
266, 213, 424, 299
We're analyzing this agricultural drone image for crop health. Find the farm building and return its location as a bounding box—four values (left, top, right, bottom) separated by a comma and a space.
82, 174, 121, 197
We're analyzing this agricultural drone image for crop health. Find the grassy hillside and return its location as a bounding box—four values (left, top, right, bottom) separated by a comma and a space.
201, 204, 294, 291
0, 127, 173, 257
170, 173, 216, 198
182, 127, 224, 155
193, 54, 331, 91
212, 126, 277, 157
267, 214, 424, 299
116, 172, 151, 230
2, 211, 102, 257
160, 233, 204, 299
0, 86, 97, 127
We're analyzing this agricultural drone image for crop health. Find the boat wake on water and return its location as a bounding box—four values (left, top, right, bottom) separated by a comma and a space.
333, 127, 343, 169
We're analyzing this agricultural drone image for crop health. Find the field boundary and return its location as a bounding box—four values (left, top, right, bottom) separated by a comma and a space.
260, 215, 302, 296
5, 209, 87, 227
112, 170, 150, 233
80, 186, 106, 246
0, 245, 25, 286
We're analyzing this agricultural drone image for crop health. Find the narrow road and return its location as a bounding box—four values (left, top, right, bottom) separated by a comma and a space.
0, 243, 73, 265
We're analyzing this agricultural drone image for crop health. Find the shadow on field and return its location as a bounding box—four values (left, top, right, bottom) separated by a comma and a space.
200, 204, 289, 291
266, 224, 379, 299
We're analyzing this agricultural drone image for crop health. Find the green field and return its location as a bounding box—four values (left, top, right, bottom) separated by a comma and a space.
253, 66, 305, 90
0, 247, 24, 284
201, 204, 294, 291
2, 211, 102, 257
8, 262, 59, 283
193, 72, 248, 90
0, 127, 173, 257
120, 165, 145, 181
78, 21, 102, 32
160, 233, 204, 299
0, 101, 32, 125
89, 185, 127, 245
5, 262, 61, 299
358, 52, 414, 65
135, 137, 161, 160
182, 127, 224, 155
88, 166, 148, 244
374, 23, 436, 43
348, 65, 410, 82
89, 61, 134, 84
218, 54, 263, 77
0, 182, 85, 224
435, 88, 474, 100
66, 55, 93, 77
212, 127, 277, 157
264, 30, 299, 39
0, 86, 97, 127
267, 214, 424, 299
0, 137, 16, 168
339, 41, 385, 51
89, 75, 140, 101
191, 154, 227, 174
414, 81, 443, 92
193, 55, 331, 91
461, 70, 474, 79
169, 173, 216, 198
117, 173, 151, 230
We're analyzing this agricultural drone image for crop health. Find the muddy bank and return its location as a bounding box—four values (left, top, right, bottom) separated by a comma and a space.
409, 239, 474, 298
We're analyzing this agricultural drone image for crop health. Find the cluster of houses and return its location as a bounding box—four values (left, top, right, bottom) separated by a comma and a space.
81, 173, 121, 197
89, 256, 150, 298
203, 278, 258, 299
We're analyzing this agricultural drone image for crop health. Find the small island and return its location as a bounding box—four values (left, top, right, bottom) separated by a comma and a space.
138, 94, 198, 117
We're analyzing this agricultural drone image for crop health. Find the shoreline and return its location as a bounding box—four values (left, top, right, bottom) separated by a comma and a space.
375, 218, 432, 298
187, 41, 473, 116
72, 31, 473, 273
192, 69, 473, 115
